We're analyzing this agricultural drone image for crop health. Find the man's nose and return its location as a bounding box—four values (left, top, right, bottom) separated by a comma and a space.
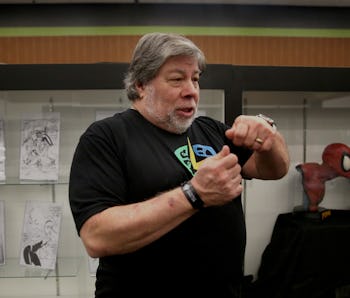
181, 80, 199, 98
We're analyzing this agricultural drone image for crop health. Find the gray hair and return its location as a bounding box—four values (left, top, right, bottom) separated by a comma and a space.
124, 32, 206, 101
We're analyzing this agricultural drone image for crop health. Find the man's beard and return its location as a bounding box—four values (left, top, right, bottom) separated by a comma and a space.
144, 88, 197, 134
166, 110, 196, 134
145, 104, 196, 134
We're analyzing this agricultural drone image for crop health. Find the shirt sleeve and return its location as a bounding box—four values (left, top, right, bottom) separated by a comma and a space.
68, 121, 127, 235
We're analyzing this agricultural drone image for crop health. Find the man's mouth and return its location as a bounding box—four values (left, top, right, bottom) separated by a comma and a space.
177, 107, 195, 117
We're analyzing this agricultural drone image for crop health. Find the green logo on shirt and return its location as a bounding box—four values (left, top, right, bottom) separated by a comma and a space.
174, 138, 216, 176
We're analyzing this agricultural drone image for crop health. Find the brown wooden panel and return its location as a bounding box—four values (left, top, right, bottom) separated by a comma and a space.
1, 35, 350, 67
189, 36, 350, 67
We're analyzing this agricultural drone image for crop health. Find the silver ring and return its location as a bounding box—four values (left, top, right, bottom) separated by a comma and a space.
255, 137, 264, 144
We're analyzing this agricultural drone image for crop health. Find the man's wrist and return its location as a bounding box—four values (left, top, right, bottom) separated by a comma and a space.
181, 181, 204, 209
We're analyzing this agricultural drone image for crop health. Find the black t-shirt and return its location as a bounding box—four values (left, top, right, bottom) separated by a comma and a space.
69, 109, 253, 298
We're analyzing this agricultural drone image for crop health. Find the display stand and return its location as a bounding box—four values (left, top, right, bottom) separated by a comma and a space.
248, 210, 350, 298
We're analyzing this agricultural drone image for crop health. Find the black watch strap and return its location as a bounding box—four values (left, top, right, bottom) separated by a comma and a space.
181, 181, 204, 209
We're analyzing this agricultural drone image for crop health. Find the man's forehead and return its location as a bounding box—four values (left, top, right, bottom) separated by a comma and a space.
162, 60, 200, 74
166, 67, 201, 74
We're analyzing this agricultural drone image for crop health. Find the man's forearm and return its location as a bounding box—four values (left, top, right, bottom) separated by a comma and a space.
254, 131, 290, 179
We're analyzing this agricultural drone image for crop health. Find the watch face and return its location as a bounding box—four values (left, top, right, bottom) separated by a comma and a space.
183, 184, 190, 191
257, 114, 276, 130
257, 114, 273, 124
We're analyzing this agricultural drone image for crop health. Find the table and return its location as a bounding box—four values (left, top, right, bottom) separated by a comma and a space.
248, 210, 350, 298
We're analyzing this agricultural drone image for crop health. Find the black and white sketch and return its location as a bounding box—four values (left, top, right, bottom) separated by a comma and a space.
0, 119, 5, 181
19, 113, 60, 181
0, 201, 5, 265
20, 201, 62, 270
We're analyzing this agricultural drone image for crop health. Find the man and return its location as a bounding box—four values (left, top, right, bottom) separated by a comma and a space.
69, 32, 289, 298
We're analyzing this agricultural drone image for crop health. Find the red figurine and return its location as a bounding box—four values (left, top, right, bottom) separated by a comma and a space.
296, 143, 350, 212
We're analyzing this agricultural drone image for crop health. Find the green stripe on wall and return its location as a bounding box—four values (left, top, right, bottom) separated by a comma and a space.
1, 26, 350, 38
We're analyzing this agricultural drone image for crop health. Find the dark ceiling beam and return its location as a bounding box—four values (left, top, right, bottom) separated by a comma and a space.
0, 3, 349, 28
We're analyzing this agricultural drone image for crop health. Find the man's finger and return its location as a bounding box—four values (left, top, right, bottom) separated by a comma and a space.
214, 145, 230, 159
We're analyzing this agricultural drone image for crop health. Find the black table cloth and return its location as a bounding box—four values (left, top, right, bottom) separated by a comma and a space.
248, 210, 350, 298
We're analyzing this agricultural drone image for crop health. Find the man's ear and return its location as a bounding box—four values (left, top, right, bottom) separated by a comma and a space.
135, 82, 145, 99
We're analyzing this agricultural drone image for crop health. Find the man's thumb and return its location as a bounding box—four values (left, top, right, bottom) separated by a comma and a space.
216, 145, 230, 159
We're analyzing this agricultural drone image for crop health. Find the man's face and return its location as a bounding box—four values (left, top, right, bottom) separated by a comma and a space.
136, 55, 201, 134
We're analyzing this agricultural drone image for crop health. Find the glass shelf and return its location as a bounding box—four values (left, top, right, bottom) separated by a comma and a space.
0, 177, 69, 185
0, 257, 81, 278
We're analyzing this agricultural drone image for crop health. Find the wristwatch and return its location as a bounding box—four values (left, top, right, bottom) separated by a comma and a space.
256, 114, 277, 131
181, 181, 204, 209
